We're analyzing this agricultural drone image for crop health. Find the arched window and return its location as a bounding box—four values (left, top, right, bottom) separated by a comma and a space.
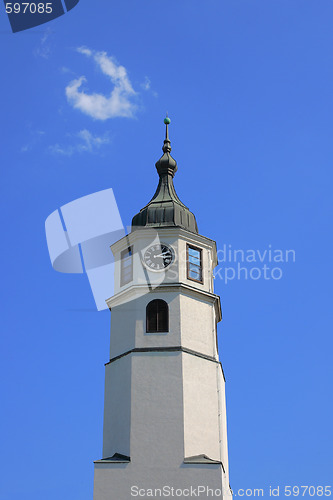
146, 299, 169, 333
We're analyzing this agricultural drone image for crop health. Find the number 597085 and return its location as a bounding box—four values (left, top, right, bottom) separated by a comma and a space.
5, 3, 53, 14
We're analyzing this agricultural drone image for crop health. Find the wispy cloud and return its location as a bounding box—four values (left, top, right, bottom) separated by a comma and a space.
34, 28, 53, 59
141, 76, 151, 91
140, 76, 158, 97
65, 47, 138, 120
21, 129, 45, 152
49, 129, 110, 156
60, 66, 74, 74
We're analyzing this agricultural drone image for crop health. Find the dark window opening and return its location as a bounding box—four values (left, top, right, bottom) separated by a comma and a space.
121, 247, 133, 286
146, 299, 169, 333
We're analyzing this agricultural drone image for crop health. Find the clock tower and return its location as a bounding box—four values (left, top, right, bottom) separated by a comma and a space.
93, 118, 232, 500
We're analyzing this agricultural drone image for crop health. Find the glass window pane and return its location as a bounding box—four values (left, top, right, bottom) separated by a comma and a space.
189, 268, 201, 280
187, 245, 202, 282
189, 247, 199, 257
189, 254, 200, 264
189, 263, 200, 272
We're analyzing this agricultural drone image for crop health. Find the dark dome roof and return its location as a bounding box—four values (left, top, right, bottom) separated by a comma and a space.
131, 120, 198, 234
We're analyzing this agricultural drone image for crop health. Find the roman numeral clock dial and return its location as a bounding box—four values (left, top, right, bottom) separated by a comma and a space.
143, 244, 174, 271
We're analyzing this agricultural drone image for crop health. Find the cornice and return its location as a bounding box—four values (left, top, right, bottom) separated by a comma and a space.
111, 227, 217, 255
104, 347, 226, 382
106, 282, 222, 322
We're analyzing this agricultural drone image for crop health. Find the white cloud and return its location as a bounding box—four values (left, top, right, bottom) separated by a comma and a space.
66, 48, 137, 120
49, 129, 110, 156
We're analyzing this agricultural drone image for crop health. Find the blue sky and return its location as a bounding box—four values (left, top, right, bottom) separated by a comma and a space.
1, 1, 333, 499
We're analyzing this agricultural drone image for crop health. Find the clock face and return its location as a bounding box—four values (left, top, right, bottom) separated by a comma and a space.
143, 244, 174, 271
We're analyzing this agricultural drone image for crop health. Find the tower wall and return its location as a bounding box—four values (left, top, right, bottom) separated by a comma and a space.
102, 356, 131, 459
180, 294, 218, 358
109, 293, 181, 360
94, 463, 226, 500
130, 352, 185, 466
183, 354, 221, 462
95, 228, 230, 500
111, 228, 217, 299
97, 351, 229, 500
102, 351, 229, 469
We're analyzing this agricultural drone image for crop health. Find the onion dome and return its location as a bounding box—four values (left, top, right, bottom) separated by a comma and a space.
131, 117, 198, 234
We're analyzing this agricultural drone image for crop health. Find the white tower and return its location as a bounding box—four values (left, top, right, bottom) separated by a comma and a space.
93, 119, 232, 500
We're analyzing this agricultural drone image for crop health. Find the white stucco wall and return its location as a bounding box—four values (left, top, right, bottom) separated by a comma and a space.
109, 292, 181, 360
103, 356, 131, 459
94, 463, 228, 500
109, 290, 218, 361
130, 351, 185, 467
182, 353, 221, 462
217, 366, 230, 483
180, 294, 217, 358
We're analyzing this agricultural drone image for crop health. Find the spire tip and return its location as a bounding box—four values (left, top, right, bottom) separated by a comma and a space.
162, 114, 172, 153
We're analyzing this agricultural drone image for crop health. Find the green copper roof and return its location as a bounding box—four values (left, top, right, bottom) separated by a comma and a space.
131, 118, 198, 234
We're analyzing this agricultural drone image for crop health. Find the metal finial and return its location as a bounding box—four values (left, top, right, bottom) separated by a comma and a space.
162, 114, 171, 153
